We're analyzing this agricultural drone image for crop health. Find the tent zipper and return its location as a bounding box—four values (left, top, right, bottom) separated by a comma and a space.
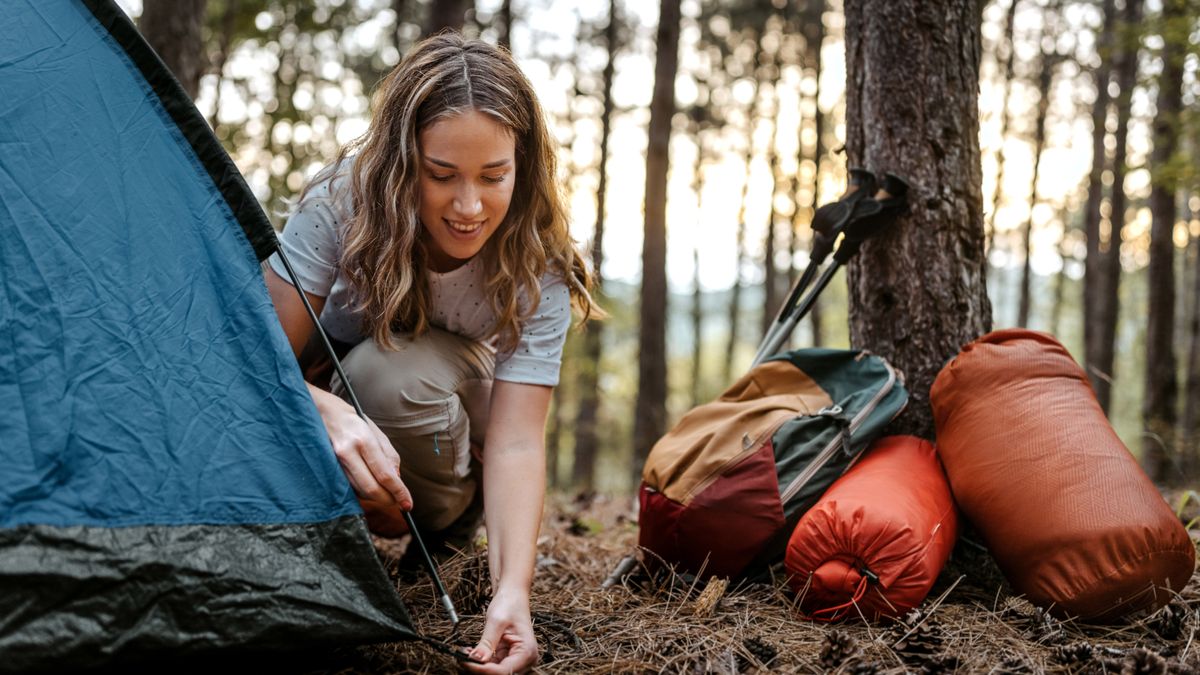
779, 360, 899, 506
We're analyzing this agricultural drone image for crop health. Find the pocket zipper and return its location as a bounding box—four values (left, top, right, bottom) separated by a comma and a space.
779, 360, 900, 505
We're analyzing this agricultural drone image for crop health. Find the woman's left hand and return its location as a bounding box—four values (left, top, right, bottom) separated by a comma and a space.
465, 589, 539, 674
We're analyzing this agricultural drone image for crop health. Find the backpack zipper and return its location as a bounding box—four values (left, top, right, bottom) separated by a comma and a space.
778, 360, 899, 505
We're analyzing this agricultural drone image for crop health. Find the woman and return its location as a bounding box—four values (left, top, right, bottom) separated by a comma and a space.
265, 33, 601, 674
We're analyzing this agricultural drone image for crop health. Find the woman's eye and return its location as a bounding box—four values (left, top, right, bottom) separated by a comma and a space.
483, 174, 507, 184
429, 173, 453, 182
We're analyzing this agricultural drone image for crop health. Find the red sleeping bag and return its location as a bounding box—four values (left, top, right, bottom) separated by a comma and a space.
785, 435, 959, 621
931, 329, 1195, 621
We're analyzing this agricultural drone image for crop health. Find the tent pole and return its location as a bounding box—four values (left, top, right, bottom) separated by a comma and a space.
271, 246, 460, 627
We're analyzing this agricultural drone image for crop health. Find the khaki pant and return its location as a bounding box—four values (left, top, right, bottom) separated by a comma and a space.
329, 328, 494, 532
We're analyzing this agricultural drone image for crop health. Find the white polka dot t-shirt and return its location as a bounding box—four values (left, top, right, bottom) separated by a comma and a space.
266, 168, 573, 387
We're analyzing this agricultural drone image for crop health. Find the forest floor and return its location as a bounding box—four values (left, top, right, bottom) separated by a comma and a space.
317, 491, 1200, 674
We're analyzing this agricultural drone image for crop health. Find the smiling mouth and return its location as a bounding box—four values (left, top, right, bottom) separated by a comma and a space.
446, 219, 484, 233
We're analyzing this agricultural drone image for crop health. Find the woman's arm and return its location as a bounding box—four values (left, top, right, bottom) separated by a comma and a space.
467, 380, 552, 674
265, 267, 412, 512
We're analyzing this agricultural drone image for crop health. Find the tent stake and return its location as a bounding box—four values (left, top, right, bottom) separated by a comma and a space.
272, 246, 460, 627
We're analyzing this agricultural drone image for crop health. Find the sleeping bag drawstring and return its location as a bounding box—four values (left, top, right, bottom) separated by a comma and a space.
810, 570, 873, 622
433, 431, 440, 456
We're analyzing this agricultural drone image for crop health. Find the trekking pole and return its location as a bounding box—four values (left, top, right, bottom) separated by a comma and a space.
752, 173, 910, 367
755, 169, 876, 364
272, 246, 460, 627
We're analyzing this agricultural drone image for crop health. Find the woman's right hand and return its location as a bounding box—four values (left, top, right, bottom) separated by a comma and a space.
307, 383, 413, 512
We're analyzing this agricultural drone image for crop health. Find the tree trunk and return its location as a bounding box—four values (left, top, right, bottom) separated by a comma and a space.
572, 0, 618, 491
985, 0, 1020, 263
692, 246, 704, 408
206, 0, 238, 131
1083, 0, 1117, 404
1049, 202, 1073, 336
843, 0, 991, 439
498, 0, 513, 49
1142, 0, 1186, 484
1017, 57, 1053, 328
632, 0, 680, 476
691, 127, 707, 408
722, 48, 762, 385
762, 115, 783, 338
1182, 208, 1200, 478
425, 0, 473, 36
1093, 0, 1143, 414
805, 0, 826, 347
139, 0, 208, 100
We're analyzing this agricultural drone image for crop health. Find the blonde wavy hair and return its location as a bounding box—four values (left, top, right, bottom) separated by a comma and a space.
306, 33, 602, 352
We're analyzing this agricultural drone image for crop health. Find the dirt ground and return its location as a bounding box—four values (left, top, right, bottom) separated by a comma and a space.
320, 491, 1200, 674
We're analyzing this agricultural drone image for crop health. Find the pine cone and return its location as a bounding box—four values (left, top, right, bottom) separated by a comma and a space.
1052, 642, 1095, 666
892, 620, 944, 664
997, 654, 1035, 674
819, 630, 863, 670
741, 635, 778, 668
999, 596, 1034, 621
1148, 603, 1188, 641
1027, 606, 1065, 645
1120, 647, 1168, 675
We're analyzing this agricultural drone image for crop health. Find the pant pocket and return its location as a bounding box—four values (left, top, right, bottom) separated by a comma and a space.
370, 391, 471, 482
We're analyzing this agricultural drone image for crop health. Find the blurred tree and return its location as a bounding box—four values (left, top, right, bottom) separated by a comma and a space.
799, 0, 827, 347
1142, 0, 1189, 484
498, 0, 513, 49
140, 0, 208, 99
573, 0, 623, 491
1183, 200, 1200, 476
1016, 2, 1065, 328
843, 0, 992, 438
1091, 0, 1144, 413
985, 0, 1019, 264
720, 29, 765, 384
425, 0, 473, 36
633, 0, 681, 478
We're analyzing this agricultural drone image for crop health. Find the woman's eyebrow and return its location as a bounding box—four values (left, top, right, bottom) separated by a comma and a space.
423, 156, 513, 170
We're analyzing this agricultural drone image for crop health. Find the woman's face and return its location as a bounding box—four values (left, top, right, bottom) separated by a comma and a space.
417, 110, 517, 272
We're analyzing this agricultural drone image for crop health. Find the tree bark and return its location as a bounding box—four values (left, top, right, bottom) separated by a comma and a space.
632, 0, 681, 476
425, 0, 473, 36
1017, 55, 1053, 328
572, 0, 618, 491
1141, 0, 1186, 483
843, 0, 991, 439
1093, 0, 1143, 413
139, 0, 208, 100
1083, 0, 1117, 404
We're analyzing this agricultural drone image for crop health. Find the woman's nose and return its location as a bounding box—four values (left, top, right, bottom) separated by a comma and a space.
453, 184, 483, 218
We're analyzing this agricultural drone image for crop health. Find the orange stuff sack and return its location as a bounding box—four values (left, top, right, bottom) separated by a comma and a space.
784, 436, 958, 621
931, 329, 1195, 621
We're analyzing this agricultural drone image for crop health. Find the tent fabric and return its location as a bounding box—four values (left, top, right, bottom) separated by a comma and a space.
785, 435, 959, 621
931, 329, 1195, 622
0, 1, 414, 669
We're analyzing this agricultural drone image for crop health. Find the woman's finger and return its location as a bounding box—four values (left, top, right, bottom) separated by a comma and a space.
332, 436, 393, 503
360, 425, 412, 510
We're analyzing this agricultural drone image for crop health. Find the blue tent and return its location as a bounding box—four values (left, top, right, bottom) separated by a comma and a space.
0, 1, 416, 669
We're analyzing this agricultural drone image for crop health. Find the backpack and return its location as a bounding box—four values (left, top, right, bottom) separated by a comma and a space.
637, 348, 908, 579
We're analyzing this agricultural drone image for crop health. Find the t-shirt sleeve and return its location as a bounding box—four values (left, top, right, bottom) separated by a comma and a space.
266, 195, 341, 297
494, 273, 573, 387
